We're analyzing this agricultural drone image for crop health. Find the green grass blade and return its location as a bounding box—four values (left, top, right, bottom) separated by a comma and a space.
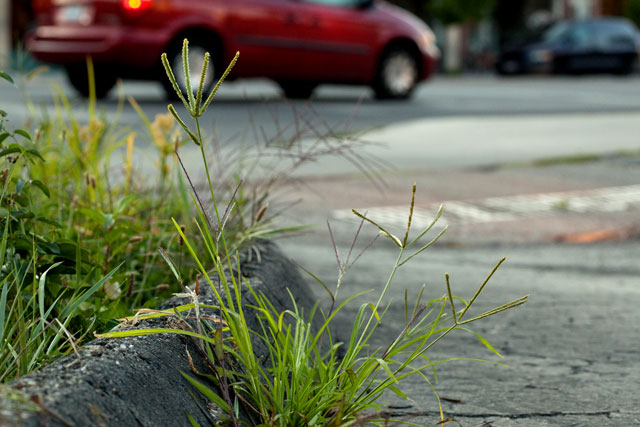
457, 326, 504, 358
180, 370, 232, 413
38, 262, 63, 327
97, 328, 216, 345
61, 262, 123, 319
375, 358, 398, 384
185, 412, 200, 427
158, 248, 182, 283
0, 276, 9, 344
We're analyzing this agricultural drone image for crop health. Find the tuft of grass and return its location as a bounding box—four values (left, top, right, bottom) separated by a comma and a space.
101, 41, 528, 426
0, 57, 282, 381
2, 41, 373, 382
1, 65, 198, 381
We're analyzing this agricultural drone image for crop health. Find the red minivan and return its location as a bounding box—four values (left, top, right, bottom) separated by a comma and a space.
27, 0, 439, 100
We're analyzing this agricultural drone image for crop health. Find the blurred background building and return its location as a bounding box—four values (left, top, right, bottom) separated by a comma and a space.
1, 0, 638, 72
392, 0, 636, 72
0, 0, 9, 68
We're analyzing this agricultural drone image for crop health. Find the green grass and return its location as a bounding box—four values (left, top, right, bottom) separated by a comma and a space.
0, 58, 292, 382
1, 46, 381, 384
100, 40, 529, 426
0, 66, 207, 381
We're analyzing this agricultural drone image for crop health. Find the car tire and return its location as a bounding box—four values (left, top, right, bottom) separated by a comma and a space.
161, 36, 220, 101
613, 56, 637, 75
278, 81, 317, 99
373, 46, 419, 100
66, 64, 117, 99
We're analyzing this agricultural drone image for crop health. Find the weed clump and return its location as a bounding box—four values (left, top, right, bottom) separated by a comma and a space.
101, 40, 528, 426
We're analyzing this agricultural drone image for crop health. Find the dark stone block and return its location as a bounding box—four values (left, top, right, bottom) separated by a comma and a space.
1, 241, 315, 426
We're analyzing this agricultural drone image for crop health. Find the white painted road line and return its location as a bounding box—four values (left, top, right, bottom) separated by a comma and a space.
331, 184, 640, 227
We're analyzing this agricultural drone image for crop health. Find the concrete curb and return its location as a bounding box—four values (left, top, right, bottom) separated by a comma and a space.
1, 241, 315, 426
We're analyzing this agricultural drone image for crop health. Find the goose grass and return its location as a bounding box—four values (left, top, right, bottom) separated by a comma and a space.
0, 65, 204, 381
2, 34, 358, 382
0, 51, 292, 382
100, 41, 529, 426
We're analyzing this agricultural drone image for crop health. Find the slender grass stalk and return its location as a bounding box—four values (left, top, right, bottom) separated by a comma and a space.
96, 40, 529, 426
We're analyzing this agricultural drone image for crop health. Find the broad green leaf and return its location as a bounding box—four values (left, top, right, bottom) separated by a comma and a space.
77, 207, 104, 224
0, 132, 9, 144
114, 194, 137, 216
36, 217, 63, 228
40, 242, 61, 255
14, 211, 34, 220
30, 180, 50, 198
14, 130, 31, 141
0, 145, 22, 157
26, 149, 45, 162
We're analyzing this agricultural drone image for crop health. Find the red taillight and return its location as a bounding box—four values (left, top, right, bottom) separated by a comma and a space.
122, 0, 152, 11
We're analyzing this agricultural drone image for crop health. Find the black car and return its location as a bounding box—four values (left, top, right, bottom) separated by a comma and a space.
496, 17, 639, 75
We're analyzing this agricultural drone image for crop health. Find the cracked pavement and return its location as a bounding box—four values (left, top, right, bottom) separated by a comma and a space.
280, 229, 640, 426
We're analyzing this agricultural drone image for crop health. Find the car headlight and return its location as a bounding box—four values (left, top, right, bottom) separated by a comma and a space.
419, 28, 440, 58
528, 49, 553, 63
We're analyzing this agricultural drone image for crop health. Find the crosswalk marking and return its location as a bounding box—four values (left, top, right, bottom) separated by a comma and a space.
331, 184, 640, 227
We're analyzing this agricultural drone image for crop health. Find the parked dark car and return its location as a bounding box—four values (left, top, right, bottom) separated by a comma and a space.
496, 17, 639, 75
27, 0, 439, 100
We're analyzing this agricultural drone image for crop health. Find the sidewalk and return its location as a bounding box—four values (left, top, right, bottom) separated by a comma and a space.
278, 152, 640, 247
274, 116, 640, 425
278, 237, 640, 426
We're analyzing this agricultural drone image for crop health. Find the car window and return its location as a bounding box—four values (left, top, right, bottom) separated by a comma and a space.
591, 20, 636, 49
543, 21, 593, 48
568, 24, 592, 47
543, 22, 570, 44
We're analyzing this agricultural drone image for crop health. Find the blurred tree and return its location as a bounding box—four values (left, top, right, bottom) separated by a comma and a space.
493, 0, 528, 46
624, 0, 640, 27
428, 0, 496, 25
387, 0, 432, 22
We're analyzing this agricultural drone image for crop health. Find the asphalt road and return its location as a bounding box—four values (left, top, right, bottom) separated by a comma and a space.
3, 71, 640, 143
4, 71, 640, 176
278, 238, 640, 426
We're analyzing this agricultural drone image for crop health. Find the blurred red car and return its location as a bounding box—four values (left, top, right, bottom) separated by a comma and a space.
27, 0, 439, 100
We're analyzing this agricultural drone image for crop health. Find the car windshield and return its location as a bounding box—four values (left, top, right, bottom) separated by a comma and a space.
542, 21, 571, 43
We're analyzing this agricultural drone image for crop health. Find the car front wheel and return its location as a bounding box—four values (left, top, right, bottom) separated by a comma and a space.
374, 47, 419, 100
66, 64, 117, 99
278, 81, 317, 99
